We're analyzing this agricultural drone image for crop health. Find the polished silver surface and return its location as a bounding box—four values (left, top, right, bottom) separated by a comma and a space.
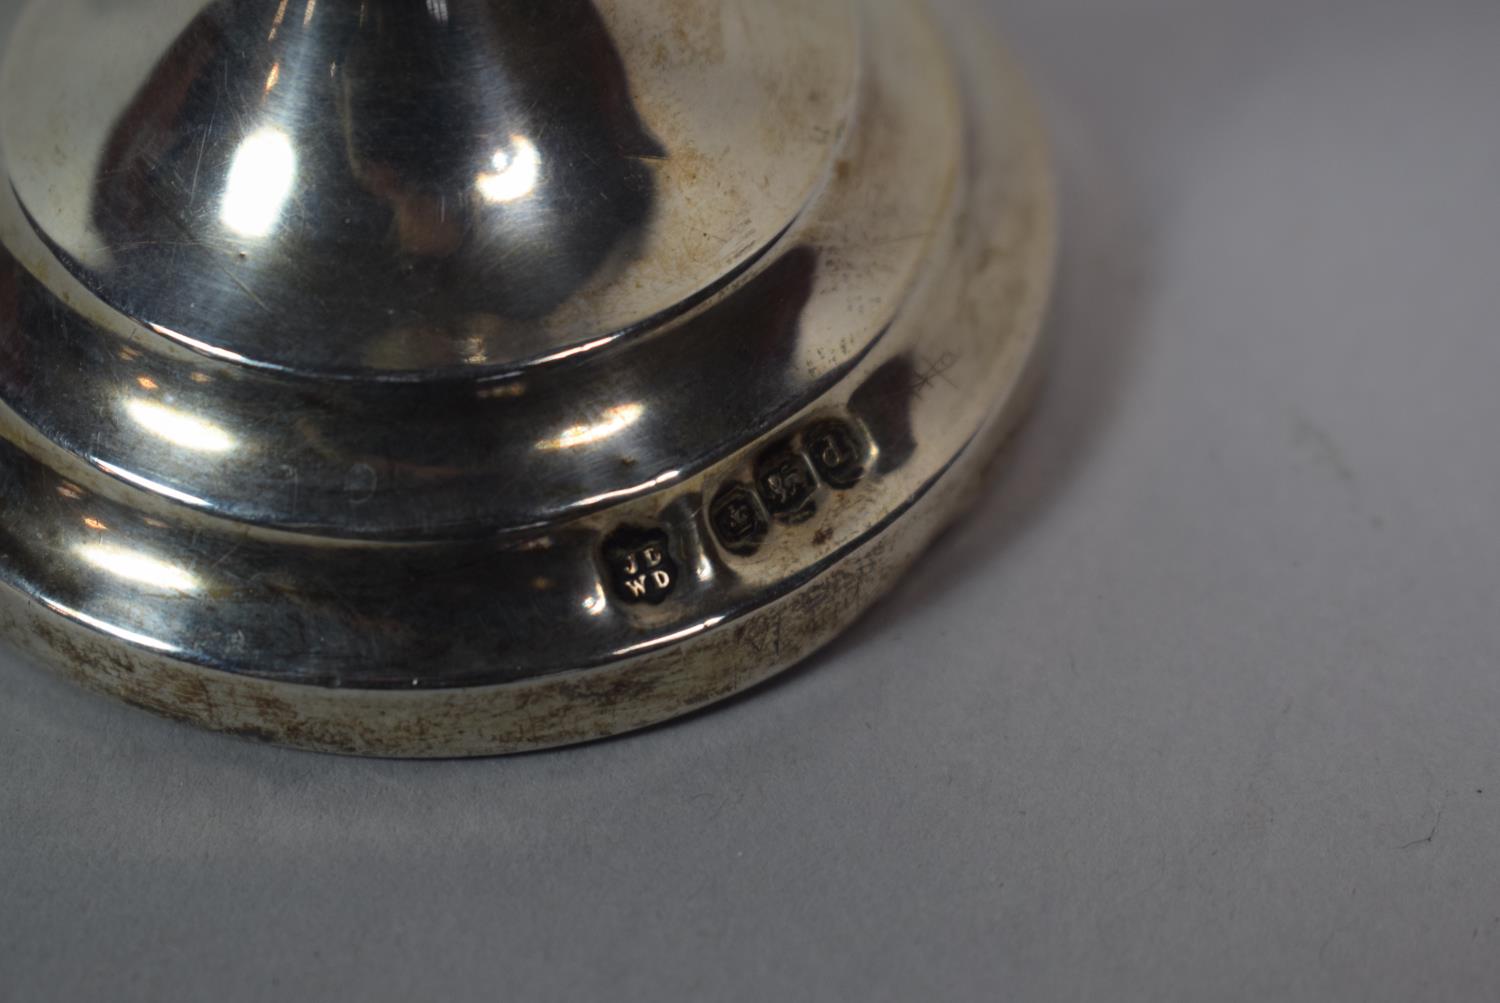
0, 0, 1056, 755
2, 0, 858, 374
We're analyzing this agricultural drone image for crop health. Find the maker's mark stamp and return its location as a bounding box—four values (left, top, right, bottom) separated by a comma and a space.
602, 526, 678, 604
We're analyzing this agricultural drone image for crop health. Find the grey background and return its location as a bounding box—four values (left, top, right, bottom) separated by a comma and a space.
3, 0, 1499, 999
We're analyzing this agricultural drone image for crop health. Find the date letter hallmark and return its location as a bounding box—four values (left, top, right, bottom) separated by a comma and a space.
803, 420, 866, 489
602, 527, 678, 605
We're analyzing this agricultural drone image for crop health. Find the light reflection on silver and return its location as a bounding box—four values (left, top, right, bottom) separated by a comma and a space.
268, 0, 290, 41
39, 598, 181, 655
425, 0, 449, 24
613, 616, 727, 657
475, 135, 541, 205
91, 458, 210, 509
535, 402, 643, 452
220, 128, 297, 238
582, 583, 608, 616
124, 399, 236, 454
530, 335, 621, 367
74, 542, 200, 593
147, 323, 251, 365
576, 469, 680, 509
